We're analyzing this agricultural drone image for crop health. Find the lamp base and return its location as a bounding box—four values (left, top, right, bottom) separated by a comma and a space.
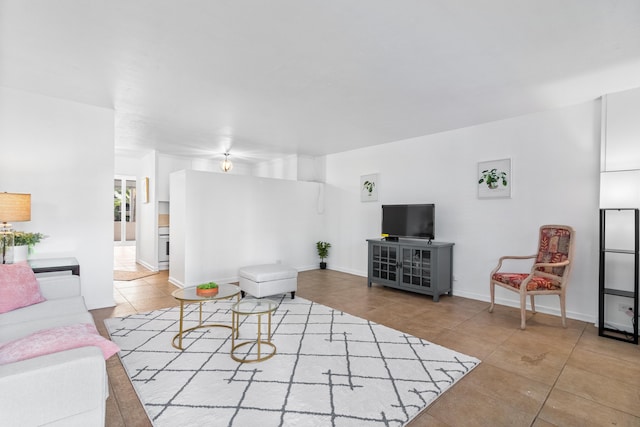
0, 224, 15, 264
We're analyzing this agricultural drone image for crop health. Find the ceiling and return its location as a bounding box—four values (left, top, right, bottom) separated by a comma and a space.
2, 1, 640, 165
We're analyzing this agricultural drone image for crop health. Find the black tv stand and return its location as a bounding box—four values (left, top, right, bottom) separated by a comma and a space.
384, 236, 399, 241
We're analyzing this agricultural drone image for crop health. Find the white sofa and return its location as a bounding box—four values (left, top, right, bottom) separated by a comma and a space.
0, 275, 108, 426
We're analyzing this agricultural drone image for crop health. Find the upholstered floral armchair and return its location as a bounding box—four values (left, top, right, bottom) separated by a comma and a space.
489, 225, 576, 329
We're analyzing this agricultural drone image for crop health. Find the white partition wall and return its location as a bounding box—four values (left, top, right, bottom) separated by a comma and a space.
169, 170, 324, 287
0, 87, 115, 309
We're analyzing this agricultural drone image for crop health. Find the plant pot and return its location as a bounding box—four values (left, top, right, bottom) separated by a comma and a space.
196, 287, 219, 297
320, 262, 327, 270
13, 245, 28, 262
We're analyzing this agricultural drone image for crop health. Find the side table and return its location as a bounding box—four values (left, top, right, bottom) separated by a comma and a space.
28, 257, 80, 276
231, 299, 277, 363
171, 284, 241, 350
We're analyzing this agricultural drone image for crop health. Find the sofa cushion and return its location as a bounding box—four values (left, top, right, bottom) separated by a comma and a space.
37, 275, 81, 300
0, 311, 95, 345
0, 323, 119, 365
0, 262, 45, 314
0, 296, 88, 327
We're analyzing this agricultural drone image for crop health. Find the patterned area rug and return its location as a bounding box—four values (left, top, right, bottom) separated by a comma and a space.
113, 270, 158, 281
104, 296, 479, 426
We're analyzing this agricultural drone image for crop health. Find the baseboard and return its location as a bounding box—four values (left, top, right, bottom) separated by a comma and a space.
453, 288, 596, 324
168, 276, 185, 288
136, 259, 157, 272
324, 265, 367, 277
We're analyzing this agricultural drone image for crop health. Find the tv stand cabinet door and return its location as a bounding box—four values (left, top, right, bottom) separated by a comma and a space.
400, 247, 432, 290
368, 241, 398, 287
416, 244, 453, 302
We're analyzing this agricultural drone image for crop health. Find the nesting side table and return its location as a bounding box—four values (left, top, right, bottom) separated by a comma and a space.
171, 283, 241, 350
231, 299, 277, 363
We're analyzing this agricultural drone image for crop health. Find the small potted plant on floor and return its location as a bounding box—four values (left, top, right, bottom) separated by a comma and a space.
13, 231, 47, 262
316, 241, 331, 270
196, 282, 219, 297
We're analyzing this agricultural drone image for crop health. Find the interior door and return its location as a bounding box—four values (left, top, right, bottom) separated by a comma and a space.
114, 177, 137, 244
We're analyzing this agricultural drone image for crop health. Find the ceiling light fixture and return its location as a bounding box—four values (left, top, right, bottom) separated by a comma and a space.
221, 153, 233, 172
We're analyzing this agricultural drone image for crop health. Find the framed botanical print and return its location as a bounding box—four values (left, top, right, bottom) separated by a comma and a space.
360, 174, 379, 202
478, 159, 511, 199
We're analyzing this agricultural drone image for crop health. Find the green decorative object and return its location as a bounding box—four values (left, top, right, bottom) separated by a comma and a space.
316, 241, 331, 269
363, 180, 375, 194
478, 168, 508, 189
14, 232, 47, 254
197, 282, 219, 290
196, 281, 219, 296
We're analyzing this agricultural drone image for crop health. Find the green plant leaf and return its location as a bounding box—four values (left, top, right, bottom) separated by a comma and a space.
13, 232, 47, 248
197, 282, 218, 289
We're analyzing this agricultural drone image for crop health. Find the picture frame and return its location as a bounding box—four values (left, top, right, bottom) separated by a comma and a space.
144, 177, 150, 203
478, 158, 511, 199
360, 173, 379, 202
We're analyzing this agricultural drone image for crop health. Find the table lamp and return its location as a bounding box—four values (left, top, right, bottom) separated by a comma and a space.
0, 192, 31, 264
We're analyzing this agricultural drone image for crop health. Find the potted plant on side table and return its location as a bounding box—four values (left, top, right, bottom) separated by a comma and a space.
13, 232, 47, 262
316, 241, 331, 270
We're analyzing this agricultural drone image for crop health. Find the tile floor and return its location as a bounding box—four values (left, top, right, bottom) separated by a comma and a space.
92, 248, 640, 426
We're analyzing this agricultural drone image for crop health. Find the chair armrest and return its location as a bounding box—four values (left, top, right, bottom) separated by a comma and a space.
532, 260, 570, 269
531, 260, 571, 285
0, 346, 106, 426
498, 255, 537, 262
490, 254, 537, 276
37, 275, 82, 299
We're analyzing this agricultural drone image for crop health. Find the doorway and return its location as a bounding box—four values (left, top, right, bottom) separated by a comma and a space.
114, 177, 137, 245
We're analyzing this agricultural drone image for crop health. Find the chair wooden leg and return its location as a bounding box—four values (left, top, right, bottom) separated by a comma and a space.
489, 281, 495, 313
520, 292, 527, 330
530, 295, 536, 313
559, 294, 567, 328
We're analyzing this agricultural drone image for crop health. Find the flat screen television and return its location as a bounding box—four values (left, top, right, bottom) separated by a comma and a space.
381, 204, 435, 240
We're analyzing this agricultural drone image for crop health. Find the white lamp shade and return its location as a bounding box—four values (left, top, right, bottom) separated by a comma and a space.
600, 170, 640, 209
0, 193, 31, 222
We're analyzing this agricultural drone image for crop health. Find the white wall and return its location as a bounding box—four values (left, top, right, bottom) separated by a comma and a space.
114, 154, 142, 176
252, 155, 326, 182
324, 100, 601, 323
603, 86, 640, 171
157, 153, 192, 202
0, 87, 115, 309
121, 151, 257, 271
169, 170, 324, 287
169, 170, 186, 285
253, 155, 299, 180
136, 151, 158, 270
298, 155, 326, 183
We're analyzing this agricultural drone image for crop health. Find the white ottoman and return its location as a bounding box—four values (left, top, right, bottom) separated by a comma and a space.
239, 264, 298, 299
